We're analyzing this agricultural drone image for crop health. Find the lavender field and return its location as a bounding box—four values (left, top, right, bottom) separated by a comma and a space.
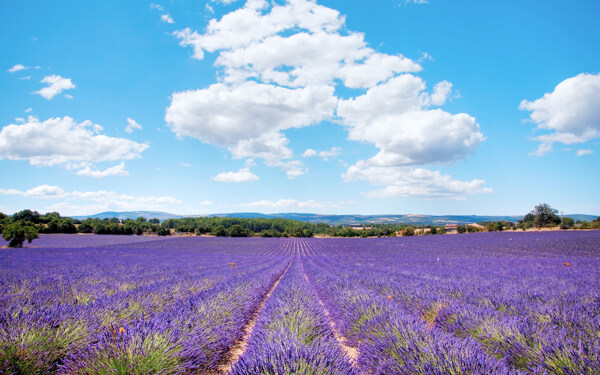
1, 232, 599, 374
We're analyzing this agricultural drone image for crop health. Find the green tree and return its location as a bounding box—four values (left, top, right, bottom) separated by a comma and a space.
560, 217, 575, 230
78, 221, 94, 234
229, 224, 252, 237
2, 222, 39, 247
212, 225, 228, 237
401, 226, 415, 236
531, 203, 561, 228
12, 209, 41, 223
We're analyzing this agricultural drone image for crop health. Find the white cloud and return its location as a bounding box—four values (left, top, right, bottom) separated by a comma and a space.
167, 82, 334, 145
302, 146, 341, 160
0, 185, 65, 199
161, 14, 175, 24
418, 52, 434, 62
210, 167, 259, 183
19, 76, 31, 80
520, 73, 600, 155
0, 185, 182, 215
199, 200, 213, 206
150, 3, 164, 11
75, 162, 129, 178
336, 73, 485, 198
343, 163, 492, 199
338, 75, 484, 167
170, 0, 484, 194
302, 149, 317, 157
8, 64, 26, 73
169, 0, 420, 178
166, 82, 335, 177
397, 0, 429, 5
215, 32, 420, 88
174, 0, 346, 60
182, 163, 192, 167
33, 75, 75, 99
25, 108, 32, 113
0, 116, 148, 168
576, 149, 594, 156
430, 80, 452, 106
125, 117, 142, 133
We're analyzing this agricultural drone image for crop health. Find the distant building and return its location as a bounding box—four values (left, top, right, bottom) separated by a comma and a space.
445, 224, 458, 233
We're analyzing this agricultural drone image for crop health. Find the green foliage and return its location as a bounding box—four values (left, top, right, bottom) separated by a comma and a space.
2, 222, 39, 247
467, 225, 484, 233
401, 226, 415, 237
457, 225, 467, 234
211, 225, 228, 237
519, 203, 561, 228
257, 229, 282, 237
75, 218, 168, 236
228, 224, 253, 237
12, 209, 41, 224
41, 218, 77, 234
0, 320, 89, 374
532, 203, 561, 227
165, 216, 320, 238
560, 217, 574, 230
78, 221, 94, 234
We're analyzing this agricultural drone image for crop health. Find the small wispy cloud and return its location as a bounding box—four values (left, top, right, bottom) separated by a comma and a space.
7, 64, 26, 73
576, 149, 594, 157
125, 117, 142, 133
302, 147, 341, 160
75, 162, 129, 178
33, 75, 75, 100
211, 167, 259, 183
161, 13, 174, 24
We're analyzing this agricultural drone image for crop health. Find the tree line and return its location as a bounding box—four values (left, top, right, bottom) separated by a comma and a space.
2, 204, 598, 247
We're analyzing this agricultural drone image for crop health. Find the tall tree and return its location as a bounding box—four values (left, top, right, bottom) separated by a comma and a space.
531, 203, 561, 228
2, 222, 39, 247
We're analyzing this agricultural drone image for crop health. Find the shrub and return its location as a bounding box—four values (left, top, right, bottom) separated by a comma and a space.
2, 222, 39, 247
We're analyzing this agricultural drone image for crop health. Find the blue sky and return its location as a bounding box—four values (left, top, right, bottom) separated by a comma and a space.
1, 0, 599, 216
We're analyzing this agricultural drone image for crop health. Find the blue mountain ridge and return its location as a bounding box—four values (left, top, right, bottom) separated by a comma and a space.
72, 211, 598, 226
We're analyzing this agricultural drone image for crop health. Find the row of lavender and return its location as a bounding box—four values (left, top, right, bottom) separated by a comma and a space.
230, 239, 357, 374
303, 231, 600, 374
0, 236, 292, 373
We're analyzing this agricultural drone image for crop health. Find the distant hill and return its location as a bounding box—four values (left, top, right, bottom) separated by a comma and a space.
72, 211, 599, 225
210, 213, 526, 225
